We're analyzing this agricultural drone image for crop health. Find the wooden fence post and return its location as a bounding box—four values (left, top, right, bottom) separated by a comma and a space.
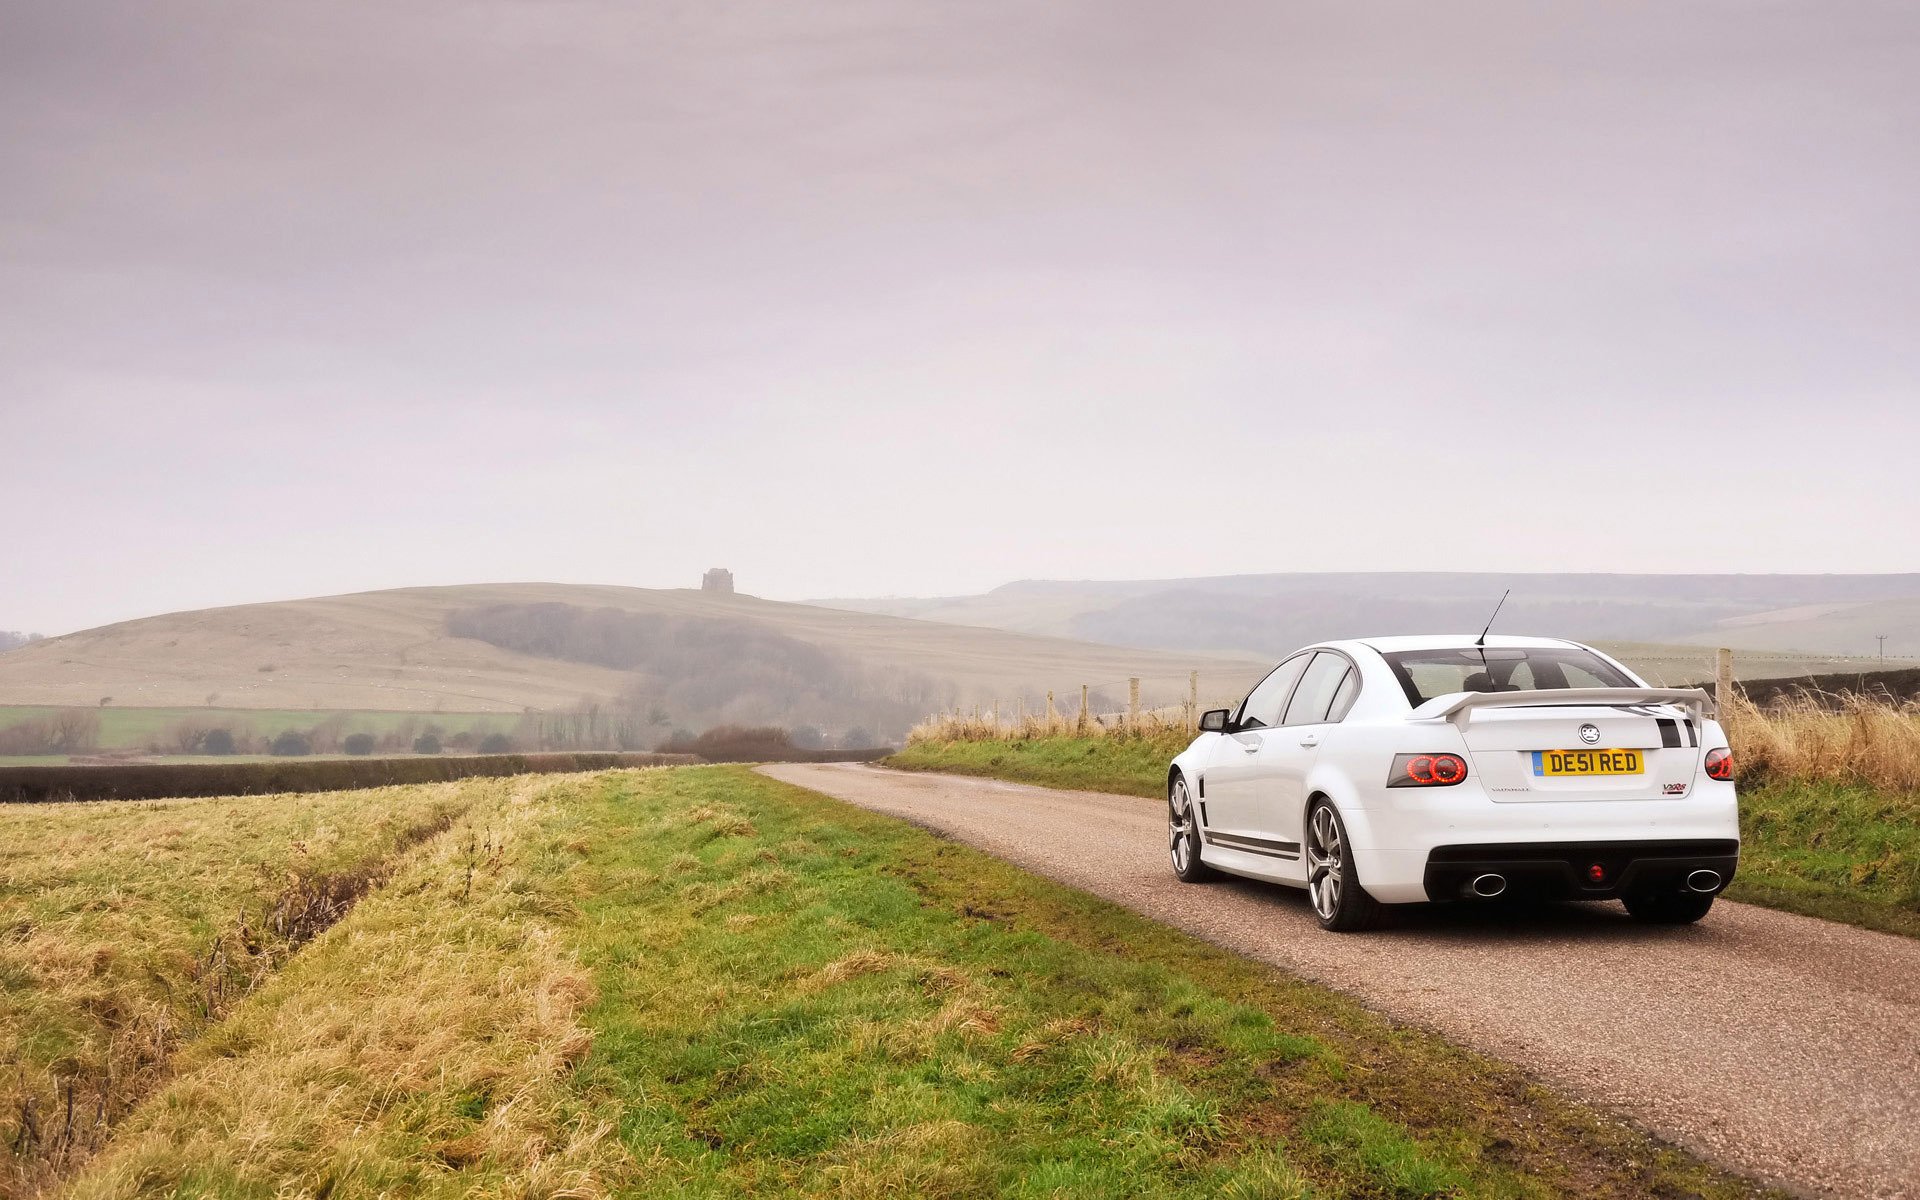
1127, 678, 1140, 729
1188, 670, 1199, 730
1715, 648, 1734, 720
1079, 684, 1089, 735
1046, 690, 1056, 724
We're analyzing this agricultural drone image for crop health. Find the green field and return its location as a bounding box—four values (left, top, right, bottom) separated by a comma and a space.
9, 768, 1773, 1198
0, 705, 513, 761
889, 738, 1920, 938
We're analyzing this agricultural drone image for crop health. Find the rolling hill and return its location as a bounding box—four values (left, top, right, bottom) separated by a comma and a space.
0, 584, 1266, 738
817, 572, 1920, 673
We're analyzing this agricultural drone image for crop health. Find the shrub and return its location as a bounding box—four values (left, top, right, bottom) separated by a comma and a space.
659, 725, 796, 762
478, 733, 513, 754
413, 732, 443, 755
270, 731, 312, 757
0, 709, 101, 756
0, 751, 698, 803
342, 732, 376, 756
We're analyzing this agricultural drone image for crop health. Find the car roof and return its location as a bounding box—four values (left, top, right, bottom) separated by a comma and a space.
1327, 634, 1590, 655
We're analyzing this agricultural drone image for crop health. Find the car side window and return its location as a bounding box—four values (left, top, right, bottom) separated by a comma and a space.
1283, 652, 1352, 726
1324, 663, 1360, 722
1235, 654, 1310, 730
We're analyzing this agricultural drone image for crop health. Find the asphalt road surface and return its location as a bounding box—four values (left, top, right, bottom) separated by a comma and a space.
760, 762, 1920, 1200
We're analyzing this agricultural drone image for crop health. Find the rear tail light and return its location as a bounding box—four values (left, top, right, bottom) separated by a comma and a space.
1388, 752, 1470, 788
1704, 747, 1733, 781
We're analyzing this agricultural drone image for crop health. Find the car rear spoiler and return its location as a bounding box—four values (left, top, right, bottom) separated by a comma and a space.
1410, 687, 1715, 728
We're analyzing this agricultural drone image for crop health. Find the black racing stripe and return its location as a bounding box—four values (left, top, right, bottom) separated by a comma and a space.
1656, 718, 1682, 748
1203, 831, 1302, 860
1683, 719, 1698, 747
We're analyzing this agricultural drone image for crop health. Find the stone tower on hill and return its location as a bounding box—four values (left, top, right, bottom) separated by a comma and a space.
701, 568, 735, 594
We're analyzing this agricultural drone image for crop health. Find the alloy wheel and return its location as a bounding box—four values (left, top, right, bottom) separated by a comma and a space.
1169, 779, 1196, 873
1307, 804, 1343, 920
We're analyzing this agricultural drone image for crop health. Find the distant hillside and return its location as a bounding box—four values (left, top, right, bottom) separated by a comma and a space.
818, 572, 1920, 673
0, 584, 1263, 739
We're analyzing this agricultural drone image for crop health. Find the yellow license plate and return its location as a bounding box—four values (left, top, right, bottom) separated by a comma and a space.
1532, 749, 1643, 777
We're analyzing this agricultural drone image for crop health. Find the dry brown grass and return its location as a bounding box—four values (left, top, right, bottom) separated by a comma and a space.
1726, 691, 1920, 792
909, 704, 1198, 745
0, 783, 477, 1196
62, 773, 632, 1200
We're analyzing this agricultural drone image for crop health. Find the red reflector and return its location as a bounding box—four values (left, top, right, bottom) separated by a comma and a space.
1588, 863, 1606, 883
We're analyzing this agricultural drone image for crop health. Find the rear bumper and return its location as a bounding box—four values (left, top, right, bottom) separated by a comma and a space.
1341, 777, 1739, 903
1420, 839, 1739, 902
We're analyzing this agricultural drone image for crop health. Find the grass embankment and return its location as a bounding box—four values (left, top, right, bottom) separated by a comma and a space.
1730, 781, 1920, 937
53, 768, 1771, 1198
0, 782, 478, 1194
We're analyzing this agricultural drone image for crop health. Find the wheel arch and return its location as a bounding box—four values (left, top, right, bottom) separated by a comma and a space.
1300, 775, 1383, 853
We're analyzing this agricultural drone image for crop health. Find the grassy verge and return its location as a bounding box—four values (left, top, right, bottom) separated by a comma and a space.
575, 769, 1770, 1198
888, 735, 1183, 798
1726, 780, 1920, 937
54, 767, 1774, 1198
0, 781, 479, 1193
889, 739, 1920, 938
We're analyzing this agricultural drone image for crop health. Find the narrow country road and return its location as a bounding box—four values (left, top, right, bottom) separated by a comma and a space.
760, 762, 1920, 1200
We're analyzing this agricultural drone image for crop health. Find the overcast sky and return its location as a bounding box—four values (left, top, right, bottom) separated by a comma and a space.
4, 1, 1917, 634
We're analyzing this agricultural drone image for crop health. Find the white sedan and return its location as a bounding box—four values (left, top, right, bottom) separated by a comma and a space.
1167, 635, 1739, 931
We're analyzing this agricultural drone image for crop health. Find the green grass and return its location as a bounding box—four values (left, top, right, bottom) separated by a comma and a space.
571, 769, 1772, 1197
1726, 780, 1920, 937
56, 768, 1775, 1197
0, 705, 512, 762
890, 740, 1920, 938
888, 735, 1183, 797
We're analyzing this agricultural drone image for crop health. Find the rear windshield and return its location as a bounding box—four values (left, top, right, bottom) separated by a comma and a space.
1380, 647, 1636, 707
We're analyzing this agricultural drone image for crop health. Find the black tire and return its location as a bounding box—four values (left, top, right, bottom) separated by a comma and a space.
1622, 889, 1716, 924
1305, 799, 1385, 932
1168, 775, 1216, 883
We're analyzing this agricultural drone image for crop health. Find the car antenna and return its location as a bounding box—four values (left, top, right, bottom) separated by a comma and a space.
1475, 589, 1510, 650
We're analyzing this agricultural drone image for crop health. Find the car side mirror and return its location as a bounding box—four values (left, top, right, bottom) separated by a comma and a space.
1199, 709, 1230, 733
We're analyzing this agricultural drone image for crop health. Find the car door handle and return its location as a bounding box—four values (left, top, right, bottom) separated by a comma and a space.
1298, 734, 1321, 748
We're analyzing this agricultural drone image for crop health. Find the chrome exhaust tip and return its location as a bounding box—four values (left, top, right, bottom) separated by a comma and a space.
1468, 873, 1507, 898
1686, 869, 1722, 894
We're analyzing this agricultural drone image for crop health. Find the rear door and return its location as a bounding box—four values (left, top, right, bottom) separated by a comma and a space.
1249, 652, 1359, 866
1202, 654, 1309, 837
